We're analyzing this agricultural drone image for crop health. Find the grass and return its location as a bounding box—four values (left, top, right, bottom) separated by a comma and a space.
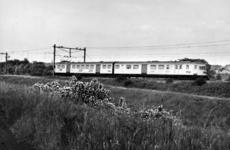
1, 75, 230, 98
0, 76, 230, 149
107, 86, 230, 128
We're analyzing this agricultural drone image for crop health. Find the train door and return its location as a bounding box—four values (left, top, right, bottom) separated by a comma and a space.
96, 64, 100, 74
174, 64, 179, 74
121, 64, 124, 74
66, 64, 70, 73
142, 64, 147, 75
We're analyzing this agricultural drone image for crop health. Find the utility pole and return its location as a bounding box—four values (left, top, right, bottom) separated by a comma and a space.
56, 46, 86, 62
84, 47, 86, 62
0, 52, 9, 74
69, 48, 71, 57
5, 53, 8, 74
53, 44, 56, 76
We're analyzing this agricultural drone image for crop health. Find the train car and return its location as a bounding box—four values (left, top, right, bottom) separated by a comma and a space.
114, 62, 142, 76
69, 62, 114, 76
146, 61, 207, 78
113, 61, 207, 78
54, 60, 208, 79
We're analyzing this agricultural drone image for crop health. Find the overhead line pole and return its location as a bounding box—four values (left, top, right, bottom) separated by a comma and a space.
56, 46, 86, 62
84, 47, 86, 62
53, 44, 56, 76
0, 52, 10, 74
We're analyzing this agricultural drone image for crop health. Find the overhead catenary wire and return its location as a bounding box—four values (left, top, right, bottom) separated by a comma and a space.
86, 54, 94, 61
89, 51, 230, 57
87, 43, 230, 50
9, 47, 51, 53
87, 39, 230, 49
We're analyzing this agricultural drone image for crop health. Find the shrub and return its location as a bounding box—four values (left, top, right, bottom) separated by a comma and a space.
124, 79, 133, 86
74, 74, 83, 80
193, 77, 207, 86
116, 75, 127, 82
165, 78, 174, 84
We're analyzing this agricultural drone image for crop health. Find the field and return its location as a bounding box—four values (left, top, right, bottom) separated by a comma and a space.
0, 75, 230, 150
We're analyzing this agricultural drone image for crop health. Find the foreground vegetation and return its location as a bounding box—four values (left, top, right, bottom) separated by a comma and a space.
0, 76, 230, 149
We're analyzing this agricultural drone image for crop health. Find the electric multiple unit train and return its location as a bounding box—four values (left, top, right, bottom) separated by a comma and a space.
54, 60, 208, 79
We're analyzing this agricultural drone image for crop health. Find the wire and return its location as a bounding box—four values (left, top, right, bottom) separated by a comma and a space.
58, 48, 69, 53
87, 39, 230, 49
86, 54, 94, 61
89, 51, 230, 56
87, 43, 230, 50
71, 50, 83, 53
9, 47, 51, 53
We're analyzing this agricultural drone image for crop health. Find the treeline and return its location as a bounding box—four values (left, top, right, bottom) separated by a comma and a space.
0, 58, 53, 76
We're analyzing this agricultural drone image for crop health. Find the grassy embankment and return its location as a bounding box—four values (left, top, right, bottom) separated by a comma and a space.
1, 75, 230, 98
0, 76, 230, 149
99, 77, 230, 98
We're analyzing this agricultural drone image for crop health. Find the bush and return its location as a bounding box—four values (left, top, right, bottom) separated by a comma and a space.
116, 75, 127, 82
74, 74, 83, 80
124, 79, 133, 86
193, 77, 207, 86
165, 78, 174, 84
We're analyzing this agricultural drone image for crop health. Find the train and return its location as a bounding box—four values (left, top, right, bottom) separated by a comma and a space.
54, 60, 208, 79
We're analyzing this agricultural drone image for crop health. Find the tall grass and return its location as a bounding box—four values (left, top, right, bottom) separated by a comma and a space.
0, 77, 230, 149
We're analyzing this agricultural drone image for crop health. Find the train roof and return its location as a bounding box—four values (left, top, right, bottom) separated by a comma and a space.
114, 61, 205, 64
56, 60, 206, 65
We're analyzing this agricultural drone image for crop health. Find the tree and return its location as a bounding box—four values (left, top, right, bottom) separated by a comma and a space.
14, 66, 20, 75
23, 63, 31, 74
216, 74, 222, 80
30, 62, 46, 76
43, 65, 53, 76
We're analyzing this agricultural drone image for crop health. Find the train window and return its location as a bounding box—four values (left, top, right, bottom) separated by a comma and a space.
133, 65, 139, 69
57, 65, 60, 69
77, 65, 80, 69
81, 65, 84, 69
72, 65, 75, 69
85, 65, 89, 69
102, 65, 106, 69
90, 65, 94, 69
108, 65, 112, 69
126, 65, 131, 69
186, 65, 189, 70
175, 65, 178, 69
150, 65, 156, 70
194, 65, 197, 69
158, 65, 164, 70
166, 65, 170, 70
199, 66, 206, 70
115, 65, 120, 69
179, 65, 182, 69
62, 65, 65, 68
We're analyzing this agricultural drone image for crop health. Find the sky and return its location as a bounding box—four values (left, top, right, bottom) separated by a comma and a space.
0, 0, 230, 65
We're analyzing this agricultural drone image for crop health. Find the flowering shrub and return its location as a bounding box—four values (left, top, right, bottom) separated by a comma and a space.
32, 76, 183, 127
